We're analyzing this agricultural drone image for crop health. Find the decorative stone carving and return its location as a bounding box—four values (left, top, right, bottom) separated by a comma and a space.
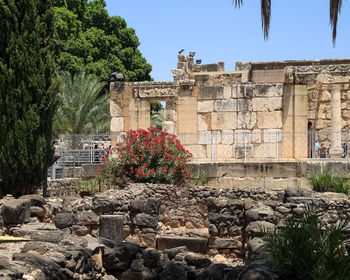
133, 82, 178, 98
292, 64, 350, 74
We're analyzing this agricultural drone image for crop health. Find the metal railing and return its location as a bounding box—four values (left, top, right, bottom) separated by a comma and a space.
50, 130, 350, 179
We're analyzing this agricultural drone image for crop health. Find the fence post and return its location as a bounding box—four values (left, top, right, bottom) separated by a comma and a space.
244, 131, 247, 164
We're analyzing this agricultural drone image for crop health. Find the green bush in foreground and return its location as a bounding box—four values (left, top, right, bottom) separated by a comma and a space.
309, 173, 350, 195
263, 206, 350, 280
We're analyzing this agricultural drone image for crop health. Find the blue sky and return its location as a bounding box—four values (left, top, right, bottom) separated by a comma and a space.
105, 0, 350, 81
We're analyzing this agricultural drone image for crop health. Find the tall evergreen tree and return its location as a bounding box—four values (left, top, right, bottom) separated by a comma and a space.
0, 0, 59, 196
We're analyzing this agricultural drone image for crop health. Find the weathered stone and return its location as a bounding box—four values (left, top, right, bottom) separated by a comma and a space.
159, 262, 187, 280
199, 131, 212, 145
214, 100, 237, 112
2, 199, 31, 225
110, 100, 121, 117
221, 130, 234, 144
257, 111, 282, 129
55, 213, 74, 229
133, 214, 158, 228
237, 99, 252, 111
246, 221, 275, 235
72, 225, 90, 236
253, 84, 283, 97
198, 86, 224, 100
111, 117, 124, 132
252, 97, 282, 111
235, 130, 252, 144
184, 252, 211, 268
211, 112, 237, 130
19, 195, 46, 207
157, 236, 208, 253
252, 130, 261, 144
263, 129, 282, 143
245, 209, 259, 222
198, 101, 214, 113
74, 211, 99, 226
30, 206, 46, 218
210, 238, 240, 249
237, 112, 257, 129
99, 215, 123, 242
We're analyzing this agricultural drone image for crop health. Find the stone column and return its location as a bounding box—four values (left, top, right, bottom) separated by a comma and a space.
330, 84, 343, 158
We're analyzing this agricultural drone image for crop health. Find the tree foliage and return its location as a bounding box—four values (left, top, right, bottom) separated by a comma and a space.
53, 71, 110, 134
0, 0, 59, 196
52, 0, 152, 81
233, 0, 343, 44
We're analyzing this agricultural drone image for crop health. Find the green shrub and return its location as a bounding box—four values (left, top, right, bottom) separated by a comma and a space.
309, 173, 350, 195
99, 127, 192, 187
191, 170, 208, 186
263, 206, 350, 280
76, 178, 100, 196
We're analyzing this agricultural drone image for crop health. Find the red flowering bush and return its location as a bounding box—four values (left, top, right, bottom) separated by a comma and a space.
99, 127, 192, 187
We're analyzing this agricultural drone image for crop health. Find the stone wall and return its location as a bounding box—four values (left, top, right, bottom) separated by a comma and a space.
39, 183, 350, 261
110, 55, 350, 160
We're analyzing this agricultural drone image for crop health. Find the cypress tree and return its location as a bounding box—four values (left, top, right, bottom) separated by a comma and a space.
0, 0, 59, 196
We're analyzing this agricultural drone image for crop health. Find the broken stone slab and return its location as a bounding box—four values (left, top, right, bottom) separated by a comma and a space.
99, 215, 123, 242
156, 235, 208, 253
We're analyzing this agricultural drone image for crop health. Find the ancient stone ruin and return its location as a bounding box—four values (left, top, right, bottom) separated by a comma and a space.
110, 55, 350, 160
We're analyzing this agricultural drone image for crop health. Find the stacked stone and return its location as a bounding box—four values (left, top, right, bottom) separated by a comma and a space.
194, 83, 283, 159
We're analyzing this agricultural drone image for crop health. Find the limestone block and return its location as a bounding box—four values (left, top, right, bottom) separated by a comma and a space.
211, 112, 237, 130
184, 145, 207, 159
199, 131, 212, 145
234, 144, 253, 159
237, 85, 253, 99
315, 119, 331, 130
252, 130, 261, 144
221, 130, 234, 144
237, 99, 252, 111
198, 101, 214, 113
198, 86, 224, 100
321, 90, 331, 101
163, 121, 175, 134
252, 97, 282, 112
234, 177, 265, 188
164, 110, 176, 122
237, 112, 257, 129
342, 110, 350, 120
214, 100, 237, 112
198, 114, 211, 131
254, 143, 279, 158
224, 86, 232, 99
215, 177, 235, 188
99, 215, 123, 242
263, 129, 282, 143
253, 84, 283, 97
235, 130, 251, 144
111, 117, 124, 132
110, 100, 121, 117
232, 85, 243, 99
166, 101, 176, 110
257, 112, 282, 129
216, 145, 233, 159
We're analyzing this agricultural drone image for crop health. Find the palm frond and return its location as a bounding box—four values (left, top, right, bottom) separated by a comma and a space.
233, 0, 243, 8
261, 0, 271, 40
330, 0, 342, 45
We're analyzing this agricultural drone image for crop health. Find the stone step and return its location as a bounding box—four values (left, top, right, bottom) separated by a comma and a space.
156, 235, 208, 253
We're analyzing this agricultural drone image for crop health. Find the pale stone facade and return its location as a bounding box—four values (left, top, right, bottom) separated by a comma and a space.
110, 55, 350, 160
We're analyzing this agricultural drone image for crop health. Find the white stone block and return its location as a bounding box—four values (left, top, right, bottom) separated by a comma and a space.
252, 97, 282, 112
253, 84, 283, 97
237, 112, 257, 129
217, 145, 233, 159
163, 121, 175, 134
254, 143, 279, 158
257, 111, 282, 129
110, 100, 121, 117
263, 129, 282, 143
212, 112, 237, 130
235, 130, 251, 144
111, 117, 124, 132
198, 114, 209, 131
198, 101, 214, 113
224, 86, 232, 99
214, 100, 237, 112
198, 131, 212, 145
252, 130, 262, 144
221, 130, 234, 144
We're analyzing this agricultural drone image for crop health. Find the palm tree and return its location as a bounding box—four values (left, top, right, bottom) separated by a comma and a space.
53, 71, 110, 135
233, 0, 342, 44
